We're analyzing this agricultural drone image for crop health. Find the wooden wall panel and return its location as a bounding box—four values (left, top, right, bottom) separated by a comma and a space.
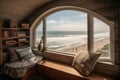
0, 0, 52, 22
0, 18, 2, 65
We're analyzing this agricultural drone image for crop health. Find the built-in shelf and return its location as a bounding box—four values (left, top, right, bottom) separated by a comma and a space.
2, 28, 29, 30
0, 18, 30, 65
2, 36, 30, 40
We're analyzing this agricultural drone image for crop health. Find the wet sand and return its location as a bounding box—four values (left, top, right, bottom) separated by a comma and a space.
62, 38, 110, 55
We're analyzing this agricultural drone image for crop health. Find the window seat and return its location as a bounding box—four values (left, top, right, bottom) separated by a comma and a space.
36, 60, 114, 80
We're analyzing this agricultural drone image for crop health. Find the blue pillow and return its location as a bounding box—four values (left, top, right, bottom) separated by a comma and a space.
16, 47, 35, 61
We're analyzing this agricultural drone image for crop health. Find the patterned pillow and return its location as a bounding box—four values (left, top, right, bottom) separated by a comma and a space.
15, 47, 35, 61
72, 52, 101, 76
6, 55, 43, 69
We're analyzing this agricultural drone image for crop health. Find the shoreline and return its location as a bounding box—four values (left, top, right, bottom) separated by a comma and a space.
56, 38, 110, 55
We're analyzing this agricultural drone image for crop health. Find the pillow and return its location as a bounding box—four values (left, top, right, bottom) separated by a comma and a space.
6, 55, 43, 68
32, 49, 42, 55
15, 47, 35, 61
7, 47, 20, 63
72, 52, 101, 76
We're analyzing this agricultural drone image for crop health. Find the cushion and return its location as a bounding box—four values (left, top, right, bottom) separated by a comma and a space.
32, 49, 42, 55
72, 52, 101, 76
6, 55, 43, 69
7, 47, 20, 63
15, 47, 35, 61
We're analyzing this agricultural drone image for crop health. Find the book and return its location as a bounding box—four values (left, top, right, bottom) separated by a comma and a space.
3, 31, 9, 38
2, 19, 17, 28
21, 23, 29, 29
18, 32, 26, 37
2, 19, 12, 28
5, 40, 17, 45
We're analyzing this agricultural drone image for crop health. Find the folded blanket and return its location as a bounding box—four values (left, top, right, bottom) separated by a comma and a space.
1, 55, 43, 78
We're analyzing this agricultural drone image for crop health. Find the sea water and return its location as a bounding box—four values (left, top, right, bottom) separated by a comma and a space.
36, 31, 109, 50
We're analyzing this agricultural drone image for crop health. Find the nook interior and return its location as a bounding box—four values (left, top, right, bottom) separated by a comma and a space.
0, 0, 120, 80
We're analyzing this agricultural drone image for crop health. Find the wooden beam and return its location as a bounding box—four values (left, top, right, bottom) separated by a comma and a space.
43, 18, 47, 51
87, 14, 94, 54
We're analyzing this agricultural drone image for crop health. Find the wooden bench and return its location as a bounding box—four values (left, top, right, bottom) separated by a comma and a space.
36, 60, 114, 80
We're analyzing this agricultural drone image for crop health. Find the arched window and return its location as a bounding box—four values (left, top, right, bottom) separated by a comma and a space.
35, 10, 113, 62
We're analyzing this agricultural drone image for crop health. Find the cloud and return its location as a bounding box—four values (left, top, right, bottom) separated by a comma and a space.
75, 13, 87, 19
47, 19, 65, 24
47, 21, 87, 31
94, 18, 109, 31
47, 20, 57, 24
38, 10, 109, 32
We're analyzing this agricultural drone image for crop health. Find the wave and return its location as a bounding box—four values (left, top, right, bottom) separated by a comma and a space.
36, 31, 109, 50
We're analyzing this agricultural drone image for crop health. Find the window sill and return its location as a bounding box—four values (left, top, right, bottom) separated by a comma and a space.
34, 50, 119, 77
98, 57, 114, 64
46, 50, 115, 65
46, 50, 76, 57
36, 49, 116, 66
98, 61, 114, 65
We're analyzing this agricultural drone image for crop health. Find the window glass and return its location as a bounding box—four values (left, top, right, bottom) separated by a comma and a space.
94, 18, 110, 58
35, 21, 43, 48
46, 10, 87, 55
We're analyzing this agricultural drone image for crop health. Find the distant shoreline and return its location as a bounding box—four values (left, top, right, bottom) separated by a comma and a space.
55, 38, 110, 55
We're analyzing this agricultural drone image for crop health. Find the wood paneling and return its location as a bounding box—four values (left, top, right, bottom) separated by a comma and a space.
0, 0, 52, 21
22, 67, 36, 80
0, 0, 119, 22
94, 62, 120, 77
27, 0, 119, 26
0, 18, 2, 65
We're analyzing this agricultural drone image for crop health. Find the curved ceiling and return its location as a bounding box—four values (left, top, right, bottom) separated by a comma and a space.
0, 0, 119, 22
0, 0, 52, 21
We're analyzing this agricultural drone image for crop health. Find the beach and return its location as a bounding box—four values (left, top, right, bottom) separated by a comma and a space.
36, 31, 110, 56
62, 38, 110, 55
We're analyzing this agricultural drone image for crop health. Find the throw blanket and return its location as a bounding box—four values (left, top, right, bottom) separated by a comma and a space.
1, 56, 43, 78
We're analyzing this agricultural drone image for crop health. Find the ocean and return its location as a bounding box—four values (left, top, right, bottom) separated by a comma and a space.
36, 31, 109, 50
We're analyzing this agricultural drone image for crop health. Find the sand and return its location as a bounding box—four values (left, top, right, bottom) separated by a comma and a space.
62, 38, 110, 55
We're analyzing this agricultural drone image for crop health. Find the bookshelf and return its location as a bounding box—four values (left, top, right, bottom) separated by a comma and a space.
0, 19, 30, 65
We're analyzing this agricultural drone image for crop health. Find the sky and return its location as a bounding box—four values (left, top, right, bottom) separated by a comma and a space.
37, 10, 109, 32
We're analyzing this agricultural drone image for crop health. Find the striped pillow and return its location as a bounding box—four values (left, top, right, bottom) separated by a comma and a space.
16, 47, 35, 61
72, 52, 101, 76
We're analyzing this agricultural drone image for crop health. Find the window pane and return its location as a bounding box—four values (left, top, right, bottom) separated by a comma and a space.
94, 18, 110, 58
46, 10, 87, 55
35, 21, 43, 48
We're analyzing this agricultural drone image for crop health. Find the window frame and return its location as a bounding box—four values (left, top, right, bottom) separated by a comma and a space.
31, 9, 115, 64
93, 17, 115, 63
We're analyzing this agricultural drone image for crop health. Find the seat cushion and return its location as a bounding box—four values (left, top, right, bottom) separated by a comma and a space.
72, 52, 101, 76
15, 47, 35, 61
6, 55, 43, 69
